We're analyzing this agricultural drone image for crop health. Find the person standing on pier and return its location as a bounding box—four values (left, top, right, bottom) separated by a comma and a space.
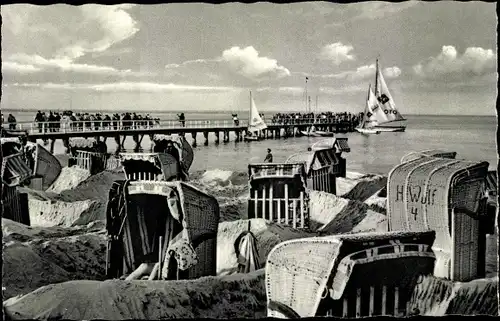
177, 113, 185, 127
232, 114, 239, 126
7, 114, 17, 130
264, 148, 273, 163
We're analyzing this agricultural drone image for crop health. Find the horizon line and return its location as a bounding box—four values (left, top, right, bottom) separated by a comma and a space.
0, 107, 496, 117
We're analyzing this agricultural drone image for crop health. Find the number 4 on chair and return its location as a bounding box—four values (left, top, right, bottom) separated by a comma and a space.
410, 207, 418, 220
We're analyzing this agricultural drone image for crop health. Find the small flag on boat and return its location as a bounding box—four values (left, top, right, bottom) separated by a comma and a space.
377, 94, 390, 104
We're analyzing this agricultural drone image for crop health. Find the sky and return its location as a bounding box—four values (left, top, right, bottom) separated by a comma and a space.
1, 2, 497, 116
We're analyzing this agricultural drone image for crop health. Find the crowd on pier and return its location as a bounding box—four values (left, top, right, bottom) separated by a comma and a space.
1, 110, 363, 132
269, 111, 362, 125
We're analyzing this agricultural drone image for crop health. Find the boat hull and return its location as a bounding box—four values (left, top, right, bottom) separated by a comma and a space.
373, 125, 406, 132
300, 131, 321, 137
315, 131, 335, 137
355, 128, 381, 135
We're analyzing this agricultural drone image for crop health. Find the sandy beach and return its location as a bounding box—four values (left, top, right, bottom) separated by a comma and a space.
2, 166, 498, 319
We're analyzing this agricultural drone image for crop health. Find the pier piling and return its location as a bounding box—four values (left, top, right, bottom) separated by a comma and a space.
203, 131, 209, 146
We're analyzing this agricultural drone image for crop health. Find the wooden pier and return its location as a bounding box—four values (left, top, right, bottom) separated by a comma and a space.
10, 118, 359, 153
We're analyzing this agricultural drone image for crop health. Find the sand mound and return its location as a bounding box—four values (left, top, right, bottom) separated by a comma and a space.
2, 241, 72, 299
55, 170, 125, 202
4, 270, 267, 320
28, 197, 102, 227
46, 166, 91, 194
337, 173, 387, 202
350, 211, 387, 233
219, 198, 248, 222
23, 170, 125, 228
309, 190, 386, 234
2, 219, 104, 243
28, 233, 107, 280
2, 219, 107, 300
217, 219, 312, 275
364, 188, 388, 214
409, 275, 498, 315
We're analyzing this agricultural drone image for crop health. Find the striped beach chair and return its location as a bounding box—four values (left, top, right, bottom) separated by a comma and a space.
387, 153, 490, 282
265, 231, 436, 318
105, 180, 219, 280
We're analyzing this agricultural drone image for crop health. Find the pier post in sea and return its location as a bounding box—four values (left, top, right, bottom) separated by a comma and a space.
113, 135, 126, 152
132, 134, 144, 152
62, 138, 70, 153
214, 131, 220, 144
223, 130, 229, 143
49, 139, 56, 154
203, 131, 209, 146
191, 132, 197, 148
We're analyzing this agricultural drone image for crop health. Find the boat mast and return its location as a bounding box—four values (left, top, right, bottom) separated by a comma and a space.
249, 90, 252, 130
305, 77, 309, 113
374, 58, 379, 95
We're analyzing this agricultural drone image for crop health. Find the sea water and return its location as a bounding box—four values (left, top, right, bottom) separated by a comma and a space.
7, 112, 498, 174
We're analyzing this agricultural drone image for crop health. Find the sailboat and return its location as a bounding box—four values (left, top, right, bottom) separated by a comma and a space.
356, 84, 382, 135
244, 91, 267, 141
371, 59, 407, 132
300, 96, 321, 137
311, 95, 335, 137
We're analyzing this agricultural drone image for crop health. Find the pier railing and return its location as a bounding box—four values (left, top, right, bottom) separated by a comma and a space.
5, 117, 354, 136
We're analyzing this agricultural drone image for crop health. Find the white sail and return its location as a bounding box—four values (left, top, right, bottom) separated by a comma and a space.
375, 61, 405, 123
359, 86, 381, 129
248, 93, 267, 132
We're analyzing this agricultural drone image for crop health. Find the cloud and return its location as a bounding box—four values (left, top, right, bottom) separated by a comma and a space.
325, 2, 419, 28
165, 58, 221, 69
221, 46, 290, 80
319, 42, 355, 65
353, 2, 419, 20
302, 64, 402, 81
9, 82, 240, 93
57, 4, 139, 59
4, 53, 148, 77
2, 62, 42, 74
256, 85, 366, 96
413, 45, 496, 79
2, 5, 138, 60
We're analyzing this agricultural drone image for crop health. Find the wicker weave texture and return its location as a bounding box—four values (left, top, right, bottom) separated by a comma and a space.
265, 231, 435, 318
400, 150, 457, 164
172, 181, 220, 278
32, 143, 62, 190
266, 238, 342, 318
387, 154, 489, 281
387, 157, 443, 231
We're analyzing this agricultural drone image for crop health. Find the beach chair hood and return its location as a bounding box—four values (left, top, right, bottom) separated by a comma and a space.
1, 153, 32, 187
120, 152, 182, 181
387, 154, 490, 281
265, 231, 436, 318
153, 134, 194, 172
105, 180, 219, 279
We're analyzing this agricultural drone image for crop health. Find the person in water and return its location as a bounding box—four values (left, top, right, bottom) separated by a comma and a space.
264, 148, 273, 163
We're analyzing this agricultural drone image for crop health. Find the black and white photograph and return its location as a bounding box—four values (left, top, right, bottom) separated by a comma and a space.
1, 1, 498, 319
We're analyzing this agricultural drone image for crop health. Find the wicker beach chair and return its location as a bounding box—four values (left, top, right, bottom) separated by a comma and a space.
247, 163, 309, 229
152, 134, 194, 173
286, 148, 338, 195
387, 154, 490, 282
1, 152, 32, 225
400, 150, 457, 164
68, 138, 108, 174
105, 180, 219, 280
265, 231, 436, 318
120, 152, 183, 181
